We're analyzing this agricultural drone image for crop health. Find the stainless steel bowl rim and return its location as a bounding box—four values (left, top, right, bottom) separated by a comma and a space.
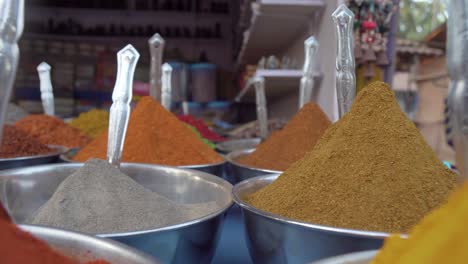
215, 138, 261, 152
233, 174, 395, 239
61, 152, 227, 168
310, 250, 377, 264
0, 145, 66, 162
225, 148, 282, 174
2, 162, 233, 238
19, 224, 158, 263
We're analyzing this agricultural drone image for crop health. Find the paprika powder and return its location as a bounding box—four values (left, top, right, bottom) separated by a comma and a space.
0, 203, 110, 264
0, 125, 53, 158
15, 114, 91, 148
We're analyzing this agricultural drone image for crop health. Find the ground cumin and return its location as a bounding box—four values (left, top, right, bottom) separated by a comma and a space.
0, 125, 53, 158
73, 96, 223, 166
371, 182, 468, 263
237, 102, 330, 171
246, 82, 457, 233
15, 115, 91, 148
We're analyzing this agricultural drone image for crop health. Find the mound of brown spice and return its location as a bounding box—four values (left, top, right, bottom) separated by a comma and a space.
73, 96, 223, 166
0, 125, 53, 158
15, 115, 91, 148
237, 102, 330, 171
245, 82, 457, 233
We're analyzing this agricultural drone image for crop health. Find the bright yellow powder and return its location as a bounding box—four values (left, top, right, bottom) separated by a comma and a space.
69, 109, 109, 138
372, 182, 468, 264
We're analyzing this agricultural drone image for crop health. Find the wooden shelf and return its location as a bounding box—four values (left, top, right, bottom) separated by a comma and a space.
236, 0, 325, 67
22, 33, 224, 47
26, 6, 231, 21
235, 69, 303, 102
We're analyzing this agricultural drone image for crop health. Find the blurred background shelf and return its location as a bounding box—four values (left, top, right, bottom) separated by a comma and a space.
235, 69, 303, 102
236, 0, 324, 68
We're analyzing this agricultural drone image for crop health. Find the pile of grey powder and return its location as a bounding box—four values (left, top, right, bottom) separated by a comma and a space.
29, 159, 218, 234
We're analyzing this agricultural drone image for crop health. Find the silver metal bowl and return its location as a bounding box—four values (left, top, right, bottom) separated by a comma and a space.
311, 250, 377, 264
21, 224, 158, 263
0, 163, 233, 263
216, 138, 261, 154
60, 150, 226, 178
0, 145, 65, 170
225, 149, 282, 183
233, 174, 388, 264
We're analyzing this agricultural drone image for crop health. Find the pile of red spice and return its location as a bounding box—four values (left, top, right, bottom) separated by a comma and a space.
15, 115, 91, 148
74, 96, 223, 166
0, 125, 53, 158
0, 204, 109, 264
178, 115, 225, 142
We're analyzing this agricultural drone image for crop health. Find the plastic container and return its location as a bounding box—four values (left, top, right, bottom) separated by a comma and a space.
186, 102, 204, 118
168, 62, 189, 102
207, 101, 231, 119
190, 63, 217, 102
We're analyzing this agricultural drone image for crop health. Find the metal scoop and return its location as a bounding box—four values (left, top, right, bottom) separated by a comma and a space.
161, 63, 173, 111
107, 44, 140, 167
37, 62, 54, 116
299, 36, 319, 109
332, 4, 356, 119
0, 0, 23, 143
446, 0, 468, 180
253, 76, 268, 140
148, 33, 165, 101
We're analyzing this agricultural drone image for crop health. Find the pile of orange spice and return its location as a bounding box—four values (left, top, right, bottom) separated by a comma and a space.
15, 115, 90, 148
74, 96, 223, 166
238, 102, 330, 171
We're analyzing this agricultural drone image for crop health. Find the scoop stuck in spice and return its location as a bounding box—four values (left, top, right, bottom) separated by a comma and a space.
245, 82, 457, 233
237, 102, 330, 171
73, 96, 223, 166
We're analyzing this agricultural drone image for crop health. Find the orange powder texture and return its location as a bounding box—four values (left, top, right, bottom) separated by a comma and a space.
74, 96, 223, 166
0, 203, 110, 264
15, 115, 91, 148
238, 102, 331, 171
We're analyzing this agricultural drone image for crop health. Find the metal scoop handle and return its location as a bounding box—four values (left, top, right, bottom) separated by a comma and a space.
107, 44, 140, 167
254, 76, 268, 140
0, 0, 24, 143
37, 62, 54, 116
299, 36, 319, 109
161, 63, 173, 111
447, 0, 468, 180
148, 33, 165, 101
332, 4, 355, 119
182, 101, 189, 115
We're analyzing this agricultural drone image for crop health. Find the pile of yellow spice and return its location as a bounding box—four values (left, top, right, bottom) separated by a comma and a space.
372, 182, 468, 263
69, 109, 109, 138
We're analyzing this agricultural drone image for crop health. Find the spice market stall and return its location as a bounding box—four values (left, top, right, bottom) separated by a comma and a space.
2, 1, 467, 264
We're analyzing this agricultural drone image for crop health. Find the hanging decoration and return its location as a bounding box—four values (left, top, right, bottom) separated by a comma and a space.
347, 0, 395, 92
